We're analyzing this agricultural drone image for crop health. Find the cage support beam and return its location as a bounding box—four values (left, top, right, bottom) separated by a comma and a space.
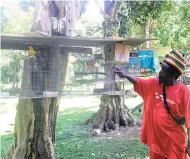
1, 42, 92, 54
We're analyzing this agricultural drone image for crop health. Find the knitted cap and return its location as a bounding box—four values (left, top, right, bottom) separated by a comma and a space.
163, 50, 186, 74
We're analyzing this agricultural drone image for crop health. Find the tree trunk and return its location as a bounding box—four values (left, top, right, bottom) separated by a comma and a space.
145, 17, 152, 48
12, 77, 16, 89
85, 1, 136, 134
16, 76, 19, 89
6, 49, 68, 159
86, 43, 136, 133
86, 95, 136, 132
6, 1, 85, 158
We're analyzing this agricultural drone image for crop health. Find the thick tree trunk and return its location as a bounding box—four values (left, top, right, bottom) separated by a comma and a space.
6, 50, 68, 159
31, 1, 52, 36
86, 1, 136, 134
6, 1, 85, 158
86, 44, 136, 133
31, 0, 85, 36
86, 95, 135, 132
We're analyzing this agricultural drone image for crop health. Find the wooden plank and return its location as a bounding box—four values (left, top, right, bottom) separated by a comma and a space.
1, 42, 52, 51
95, 80, 125, 84
131, 102, 143, 113
1, 42, 92, 54
93, 90, 125, 95
104, 44, 116, 91
74, 72, 105, 75
1, 33, 157, 48
60, 47, 92, 54
76, 57, 95, 61
76, 54, 104, 61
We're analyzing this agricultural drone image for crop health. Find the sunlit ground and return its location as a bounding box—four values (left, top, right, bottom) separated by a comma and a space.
0, 94, 142, 135
0, 96, 100, 135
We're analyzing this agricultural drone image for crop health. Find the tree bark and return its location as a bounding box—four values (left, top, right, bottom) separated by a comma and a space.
145, 17, 152, 48
86, 43, 136, 133
85, 0, 136, 133
6, 1, 85, 158
6, 49, 68, 159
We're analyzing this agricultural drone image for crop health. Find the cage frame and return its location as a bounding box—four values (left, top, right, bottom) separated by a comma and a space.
1, 33, 156, 98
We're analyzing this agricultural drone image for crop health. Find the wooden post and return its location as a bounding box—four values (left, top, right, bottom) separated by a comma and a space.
52, 44, 61, 94
104, 44, 116, 92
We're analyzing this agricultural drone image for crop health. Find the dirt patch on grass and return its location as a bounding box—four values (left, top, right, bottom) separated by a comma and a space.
91, 126, 141, 139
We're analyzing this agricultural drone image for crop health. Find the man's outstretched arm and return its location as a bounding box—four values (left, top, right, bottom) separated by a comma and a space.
113, 67, 137, 85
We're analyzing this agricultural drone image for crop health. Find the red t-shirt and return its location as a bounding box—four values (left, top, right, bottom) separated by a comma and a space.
134, 77, 190, 159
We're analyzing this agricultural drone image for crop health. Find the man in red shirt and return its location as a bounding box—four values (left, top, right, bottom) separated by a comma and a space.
114, 50, 190, 159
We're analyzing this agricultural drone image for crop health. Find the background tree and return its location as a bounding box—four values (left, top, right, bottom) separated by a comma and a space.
117, 1, 171, 48
152, 1, 190, 51
0, 3, 34, 92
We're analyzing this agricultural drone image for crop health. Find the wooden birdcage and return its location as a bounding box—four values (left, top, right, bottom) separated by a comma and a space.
1, 33, 156, 98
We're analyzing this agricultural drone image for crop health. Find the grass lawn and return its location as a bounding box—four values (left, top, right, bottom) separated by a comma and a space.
1, 134, 13, 158
1, 98, 148, 159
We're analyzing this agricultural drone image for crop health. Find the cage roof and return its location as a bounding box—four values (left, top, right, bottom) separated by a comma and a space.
1, 33, 157, 50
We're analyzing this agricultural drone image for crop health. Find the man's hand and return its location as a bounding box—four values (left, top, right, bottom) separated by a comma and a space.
186, 141, 190, 157
113, 66, 126, 78
113, 66, 137, 84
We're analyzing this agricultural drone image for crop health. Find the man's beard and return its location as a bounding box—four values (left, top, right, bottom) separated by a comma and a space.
158, 76, 174, 86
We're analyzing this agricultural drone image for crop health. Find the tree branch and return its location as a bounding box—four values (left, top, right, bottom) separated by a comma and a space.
93, 0, 114, 20
88, 27, 103, 36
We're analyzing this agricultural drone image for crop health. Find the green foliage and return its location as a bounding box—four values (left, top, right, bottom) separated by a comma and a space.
0, 7, 8, 32
1, 3, 34, 88
117, 2, 132, 37
75, 12, 103, 37
84, 20, 103, 37
2, 5, 34, 33
152, 1, 190, 51
73, 61, 86, 72
102, 17, 118, 37
114, 0, 190, 51
1, 51, 24, 84
128, 1, 171, 25
115, 1, 171, 37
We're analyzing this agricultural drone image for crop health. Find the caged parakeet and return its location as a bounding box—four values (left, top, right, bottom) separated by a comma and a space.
28, 46, 35, 56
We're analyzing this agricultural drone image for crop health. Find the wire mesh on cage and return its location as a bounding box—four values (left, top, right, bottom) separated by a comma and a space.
63, 50, 106, 96
62, 46, 134, 96
8, 45, 62, 99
